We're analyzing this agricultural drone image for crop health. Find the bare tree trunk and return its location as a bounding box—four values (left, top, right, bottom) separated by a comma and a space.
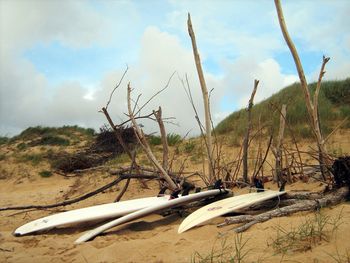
243, 80, 259, 183
187, 13, 214, 182
101, 107, 133, 160
127, 83, 178, 191
153, 107, 169, 171
274, 104, 287, 185
274, 0, 330, 180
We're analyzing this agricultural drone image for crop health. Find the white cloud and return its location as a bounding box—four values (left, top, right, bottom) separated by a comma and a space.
0, 0, 109, 52
0, 0, 348, 137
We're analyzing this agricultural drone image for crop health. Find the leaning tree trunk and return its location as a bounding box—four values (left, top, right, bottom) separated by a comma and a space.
274, 104, 287, 186
187, 13, 214, 183
274, 0, 330, 180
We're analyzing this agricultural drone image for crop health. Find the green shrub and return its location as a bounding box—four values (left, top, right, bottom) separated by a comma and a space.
39, 170, 52, 178
0, 137, 9, 145
37, 134, 70, 146
17, 153, 45, 166
12, 125, 96, 142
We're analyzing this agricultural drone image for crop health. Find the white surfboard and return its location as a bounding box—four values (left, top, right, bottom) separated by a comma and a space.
75, 189, 228, 244
178, 190, 285, 233
14, 195, 173, 236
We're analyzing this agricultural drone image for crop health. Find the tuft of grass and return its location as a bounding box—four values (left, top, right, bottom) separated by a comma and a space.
184, 140, 196, 153
39, 170, 53, 178
191, 233, 250, 263
149, 135, 162, 146
270, 210, 343, 254
149, 133, 182, 146
167, 133, 182, 146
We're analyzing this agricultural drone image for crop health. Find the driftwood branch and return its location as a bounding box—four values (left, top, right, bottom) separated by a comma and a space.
188, 13, 214, 182
0, 173, 165, 212
274, 104, 287, 185
127, 83, 178, 191
218, 187, 349, 233
134, 71, 176, 117
105, 66, 129, 110
243, 79, 259, 183
251, 135, 273, 179
101, 107, 133, 160
180, 74, 211, 186
154, 106, 169, 171
0, 177, 122, 211
274, 0, 330, 179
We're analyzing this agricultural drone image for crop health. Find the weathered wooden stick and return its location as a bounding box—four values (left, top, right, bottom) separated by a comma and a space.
154, 107, 169, 171
243, 80, 259, 183
187, 13, 214, 182
0, 177, 122, 211
127, 83, 178, 191
218, 187, 349, 232
274, 0, 330, 180
102, 107, 133, 160
0, 173, 165, 212
274, 104, 287, 185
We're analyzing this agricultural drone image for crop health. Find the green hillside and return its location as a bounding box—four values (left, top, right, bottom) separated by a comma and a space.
215, 78, 350, 139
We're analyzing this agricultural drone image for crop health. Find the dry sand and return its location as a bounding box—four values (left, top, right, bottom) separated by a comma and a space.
1, 173, 349, 263
1, 131, 350, 263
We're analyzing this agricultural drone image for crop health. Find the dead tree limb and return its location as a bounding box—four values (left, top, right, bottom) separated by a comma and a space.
243, 80, 259, 183
274, 0, 330, 180
273, 104, 287, 185
271, 102, 305, 179
127, 83, 178, 191
0, 177, 123, 211
105, 66, 129, 110
252, 135, 273, 180
154, 106, 169, 171
101, 107, 133, 160
0, 173, 164, 212
134, 71, 176, 117
114, 178, 130, 202
218, 187, 348, 232
187, 13, 214, 182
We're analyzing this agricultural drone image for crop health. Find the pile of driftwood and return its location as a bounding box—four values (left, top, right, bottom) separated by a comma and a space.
50, 126, 137, 173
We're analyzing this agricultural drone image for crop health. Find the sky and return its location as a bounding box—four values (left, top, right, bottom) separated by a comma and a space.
0, 0, 349, 137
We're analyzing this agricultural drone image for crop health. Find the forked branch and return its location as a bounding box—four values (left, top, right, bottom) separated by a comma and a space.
127, 83, 178, 191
